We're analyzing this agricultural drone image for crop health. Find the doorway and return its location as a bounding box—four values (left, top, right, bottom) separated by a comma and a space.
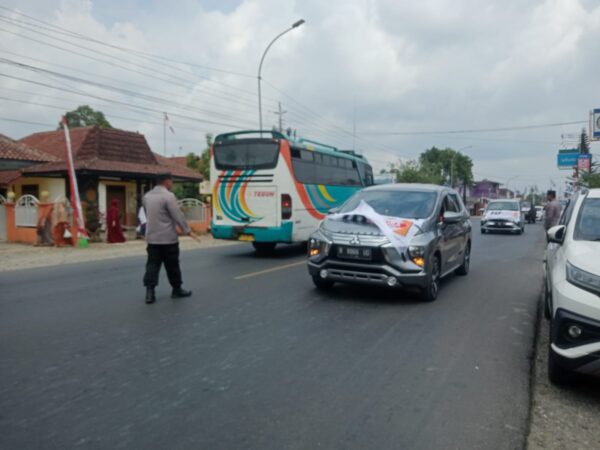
106, 186, 127, 225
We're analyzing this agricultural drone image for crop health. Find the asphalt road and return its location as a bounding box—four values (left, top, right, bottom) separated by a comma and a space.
1, 222, 546, 450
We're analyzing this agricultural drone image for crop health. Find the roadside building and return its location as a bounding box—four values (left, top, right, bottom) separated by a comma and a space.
467, 179, 502, 215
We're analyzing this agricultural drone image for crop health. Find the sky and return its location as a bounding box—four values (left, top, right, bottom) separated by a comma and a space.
0, 0, 599, 194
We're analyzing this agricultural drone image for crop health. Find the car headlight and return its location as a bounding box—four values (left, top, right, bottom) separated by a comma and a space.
408, 245, 425, 268
309, 238, 329, 257
566, 262, 600, 297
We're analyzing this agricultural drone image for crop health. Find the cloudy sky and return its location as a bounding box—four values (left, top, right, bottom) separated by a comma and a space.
1, 0, 599, 193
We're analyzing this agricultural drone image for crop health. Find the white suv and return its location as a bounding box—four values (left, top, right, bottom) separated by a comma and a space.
544, 188, 600, 384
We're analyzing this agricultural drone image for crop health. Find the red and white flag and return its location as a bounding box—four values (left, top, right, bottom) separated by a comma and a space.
61, 116, 87, 238
164, 112, 175, 135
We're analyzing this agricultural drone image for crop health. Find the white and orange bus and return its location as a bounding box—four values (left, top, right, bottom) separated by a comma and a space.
210, 130, 373, 253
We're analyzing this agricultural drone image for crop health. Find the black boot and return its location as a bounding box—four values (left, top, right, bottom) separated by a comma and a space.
145, 287, 156, 304
171, 287, 192, 298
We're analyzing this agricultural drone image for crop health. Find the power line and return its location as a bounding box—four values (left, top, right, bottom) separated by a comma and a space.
0, 6, 255, 79
358, 121, 587, 136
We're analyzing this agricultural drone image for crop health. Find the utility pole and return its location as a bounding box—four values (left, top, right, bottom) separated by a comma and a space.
163, 112, 166, 156
273, 102, 287, 132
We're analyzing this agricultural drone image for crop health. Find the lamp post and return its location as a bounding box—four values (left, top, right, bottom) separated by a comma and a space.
258, 19, 305, 133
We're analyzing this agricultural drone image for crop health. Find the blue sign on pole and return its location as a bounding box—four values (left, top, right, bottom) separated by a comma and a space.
557, 153, 579, 169
593, 108, 600, 139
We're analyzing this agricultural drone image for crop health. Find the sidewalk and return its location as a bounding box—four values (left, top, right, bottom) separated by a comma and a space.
0, 235, 237, 273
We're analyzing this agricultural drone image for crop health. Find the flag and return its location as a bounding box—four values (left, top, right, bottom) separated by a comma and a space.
164, 112, 175, 135
61, 116, 87, 239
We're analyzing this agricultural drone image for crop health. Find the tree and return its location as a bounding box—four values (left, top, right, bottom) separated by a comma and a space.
59, 105, 112, 129
390, 160, 443, 184
419, 146, 474, 188
173, 133, 213, 199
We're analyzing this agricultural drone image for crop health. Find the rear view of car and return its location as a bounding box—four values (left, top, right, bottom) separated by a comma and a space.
481, 200, 524, 234
544, 188, 600, 384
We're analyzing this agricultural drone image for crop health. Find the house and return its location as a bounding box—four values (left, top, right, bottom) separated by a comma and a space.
6, 126, 202, 226
0, 134, 60, 198
465, 179, 502, 215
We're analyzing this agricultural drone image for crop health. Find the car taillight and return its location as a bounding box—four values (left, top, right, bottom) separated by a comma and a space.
282, 194, 292, 220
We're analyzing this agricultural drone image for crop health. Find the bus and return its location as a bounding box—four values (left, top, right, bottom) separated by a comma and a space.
210, 130, 374, 253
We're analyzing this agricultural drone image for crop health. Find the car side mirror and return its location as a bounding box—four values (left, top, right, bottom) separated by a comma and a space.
443, 211, 462, 224
547, 225, 566, 244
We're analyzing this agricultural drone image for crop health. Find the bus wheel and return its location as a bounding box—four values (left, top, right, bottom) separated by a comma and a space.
252, 242, 276, 254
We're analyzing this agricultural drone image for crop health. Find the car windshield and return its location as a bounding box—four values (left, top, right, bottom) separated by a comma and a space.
339, 190, 437, 219
487, 201, 519, 211
574, 198, 600, 241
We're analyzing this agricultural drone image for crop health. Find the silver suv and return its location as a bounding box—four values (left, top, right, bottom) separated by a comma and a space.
307, 184, 472, 301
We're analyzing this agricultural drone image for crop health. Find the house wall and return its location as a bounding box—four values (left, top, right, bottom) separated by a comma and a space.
8, 177, 65, 202
98, 180, 137, 226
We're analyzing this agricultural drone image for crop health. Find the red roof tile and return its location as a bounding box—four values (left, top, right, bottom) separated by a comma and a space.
0, 134, 59, 162
153, 154, 203, 181
18, 126, 201, 181
0, 169, 21, 186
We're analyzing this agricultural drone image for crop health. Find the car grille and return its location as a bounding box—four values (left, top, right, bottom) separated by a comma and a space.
326, 230, 390, 246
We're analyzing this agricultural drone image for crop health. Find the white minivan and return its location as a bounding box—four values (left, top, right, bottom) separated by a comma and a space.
544, 188, 600, 384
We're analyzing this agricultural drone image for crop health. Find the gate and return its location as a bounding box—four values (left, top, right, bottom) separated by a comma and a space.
0, 194, 6, 241
15, 195, 39, 228
178, 198, 209, 222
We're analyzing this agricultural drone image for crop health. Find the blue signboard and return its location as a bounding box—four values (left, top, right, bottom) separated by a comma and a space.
557, 153, 579, 168
593, 109, 600, 139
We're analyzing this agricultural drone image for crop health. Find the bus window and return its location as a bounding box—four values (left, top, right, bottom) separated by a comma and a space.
290, 147, 363, 186
213, 140, 279, 170
357, 162, 374, 186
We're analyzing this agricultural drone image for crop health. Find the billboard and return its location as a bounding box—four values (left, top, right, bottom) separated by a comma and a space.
592, 109, 600, 141
557, 149, 579, 169
578, 154, 592, 171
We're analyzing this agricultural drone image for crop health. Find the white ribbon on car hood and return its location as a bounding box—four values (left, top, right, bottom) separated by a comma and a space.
484, 210, 520, 222
328, 200, 425, 252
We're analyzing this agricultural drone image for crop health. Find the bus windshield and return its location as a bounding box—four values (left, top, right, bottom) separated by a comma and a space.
214, 141, 279, 170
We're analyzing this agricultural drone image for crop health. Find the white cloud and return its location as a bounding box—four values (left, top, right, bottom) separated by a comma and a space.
0, 0, 599, 193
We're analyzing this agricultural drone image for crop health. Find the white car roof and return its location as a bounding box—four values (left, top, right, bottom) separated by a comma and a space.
587, 189, 600, 199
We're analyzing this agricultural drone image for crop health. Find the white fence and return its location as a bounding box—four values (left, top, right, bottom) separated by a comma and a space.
178, 198, 209, 222
15, 195, 39, 228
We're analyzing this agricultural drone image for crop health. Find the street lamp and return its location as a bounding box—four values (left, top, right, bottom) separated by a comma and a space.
258, 19, 305, 133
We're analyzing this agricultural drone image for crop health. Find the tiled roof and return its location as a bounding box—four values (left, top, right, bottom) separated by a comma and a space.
19, 126, 201, 181
0, 170, 21, 186
20, 126, 157, 165
0, 134, 59, 162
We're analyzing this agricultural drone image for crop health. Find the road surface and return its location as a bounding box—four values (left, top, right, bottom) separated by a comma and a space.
0, 223, 545, 449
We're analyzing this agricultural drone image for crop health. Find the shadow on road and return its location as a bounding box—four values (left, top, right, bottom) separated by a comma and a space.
226, 243, 307, 260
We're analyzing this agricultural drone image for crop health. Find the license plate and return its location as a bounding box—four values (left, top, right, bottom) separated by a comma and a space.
238, 234, 255, 242
337, 246, 372, 260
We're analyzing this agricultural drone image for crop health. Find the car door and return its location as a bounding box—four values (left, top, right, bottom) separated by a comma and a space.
546, 197, 576, 293
439, 193, 462, 273
449, 192, 470, 261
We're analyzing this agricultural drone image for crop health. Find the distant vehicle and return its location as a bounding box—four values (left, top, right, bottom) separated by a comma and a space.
210, 130, 374, 253
544, 188, 600, 384
521, 201, 531, 214
481, 199, 525, 234
535, 205, 544, 222
307, 184, 472, 301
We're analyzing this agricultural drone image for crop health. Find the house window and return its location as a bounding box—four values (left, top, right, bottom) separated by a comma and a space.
21, 184, 39, 199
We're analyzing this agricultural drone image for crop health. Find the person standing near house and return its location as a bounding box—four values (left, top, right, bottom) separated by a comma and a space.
52, 199, 71, 247
142, 173, 194, 304
544, 190, 561, 232
106, 198, 126, 243
35, 204, 53, 246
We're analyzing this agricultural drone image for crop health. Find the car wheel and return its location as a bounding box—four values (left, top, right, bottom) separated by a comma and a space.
312, 275, 334, 290
252, 242, 276, 255
420, 255, 440, 302
548, 324, 576, 386
455, 242, 470, 276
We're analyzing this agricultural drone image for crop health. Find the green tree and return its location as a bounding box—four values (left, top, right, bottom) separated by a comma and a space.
173, 133, 213, 199
59, 105, 112, 129
419, 146, 474, 188
390, 160, 443, 184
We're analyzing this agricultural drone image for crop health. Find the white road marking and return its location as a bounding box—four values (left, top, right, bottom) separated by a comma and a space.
234, 260, 306, 280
